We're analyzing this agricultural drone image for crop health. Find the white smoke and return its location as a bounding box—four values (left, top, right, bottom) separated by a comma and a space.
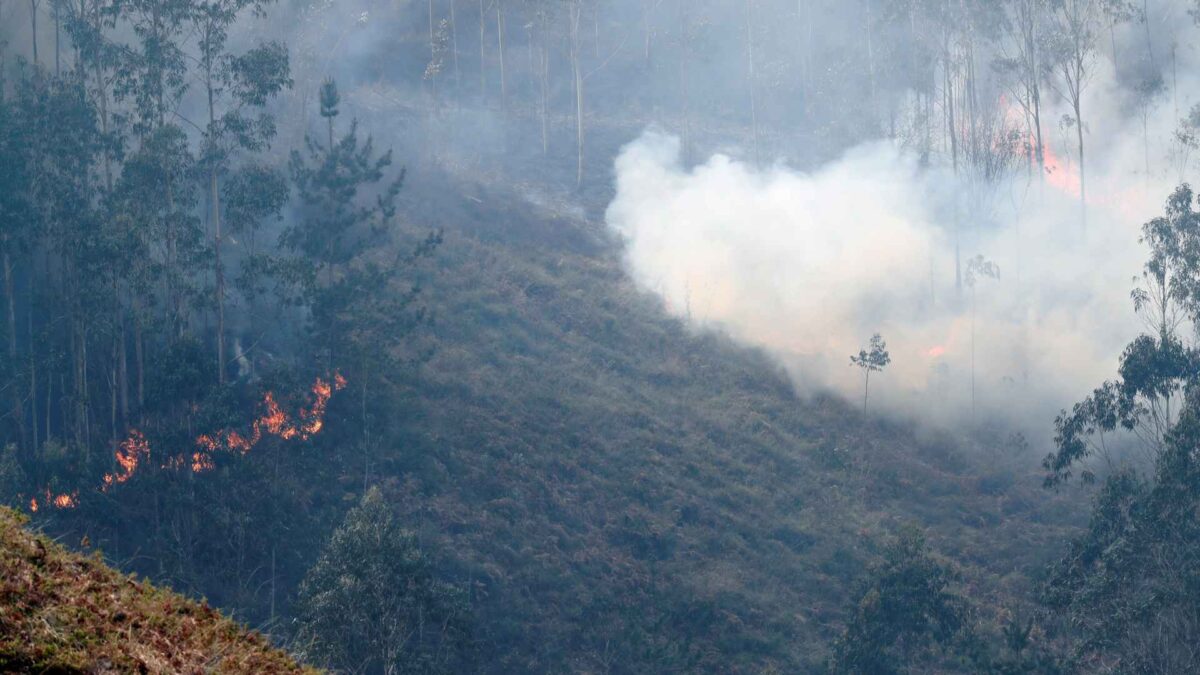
604, 99, 1183, 428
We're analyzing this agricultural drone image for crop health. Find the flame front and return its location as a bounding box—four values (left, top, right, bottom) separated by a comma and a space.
194, 374, 348, 458
29, 373, 346, 511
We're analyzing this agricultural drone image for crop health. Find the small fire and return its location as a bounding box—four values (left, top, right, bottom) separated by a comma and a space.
103, 429, 151, 490
192, 451, 216, 474
926, 345, 947, 358
1040, 140, 1081, 198
29, 488, 78, 512
28, 373, 346, 512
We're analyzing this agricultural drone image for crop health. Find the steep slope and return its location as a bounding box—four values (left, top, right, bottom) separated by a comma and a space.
0, 507, 313, 674
365, 171, 1088, 672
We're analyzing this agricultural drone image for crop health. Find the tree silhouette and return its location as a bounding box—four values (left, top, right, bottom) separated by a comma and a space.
851, 333, 891, 416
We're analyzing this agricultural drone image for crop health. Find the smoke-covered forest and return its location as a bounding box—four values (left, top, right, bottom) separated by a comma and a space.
4, 0, 1200, 672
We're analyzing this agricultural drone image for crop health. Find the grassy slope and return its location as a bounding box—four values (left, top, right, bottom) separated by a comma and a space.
365, 171, 1088, 672
0, 507, 314, 674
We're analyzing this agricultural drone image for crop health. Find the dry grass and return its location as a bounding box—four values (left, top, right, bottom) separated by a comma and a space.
0, 507, 317, 674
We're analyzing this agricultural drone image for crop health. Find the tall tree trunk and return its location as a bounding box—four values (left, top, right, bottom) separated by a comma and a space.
54, 0, 60, 75
643, 0, 652, 64
570, 1, 584, 188
1074, 91, 1086, 232
539, 15, 549, 155
745, 0, 759, 166
135, 310, 145, 423
679, 0, 690, 164
866, 0, 876, 118
30, 0, 39, 65
497, 0, 507, 106
208, 72, 226, 385
479, 0, 486, 100
449, 0, 460, 89
29, 303, 37, 454
863, 371, 870, 416
4, 250, 24, 451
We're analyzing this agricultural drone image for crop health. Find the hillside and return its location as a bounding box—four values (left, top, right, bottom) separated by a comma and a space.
0, 507, 314, 674
355, 169, 1090, 671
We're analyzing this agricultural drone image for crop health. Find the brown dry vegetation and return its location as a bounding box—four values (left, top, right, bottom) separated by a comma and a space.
0, 507, 315, 674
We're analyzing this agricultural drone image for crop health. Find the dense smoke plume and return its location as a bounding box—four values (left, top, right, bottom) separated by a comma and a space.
606, 51, 1200, 428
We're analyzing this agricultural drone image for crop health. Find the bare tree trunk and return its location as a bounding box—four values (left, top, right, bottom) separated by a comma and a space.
866, 0, 876, 118
207, 70, 225, 385
863, 371, 870, 416
745, 0, 759, 166
29, 305, 37, 454
479, 0, 486, 100
54, 0, 60, 75
135, 310, 145, 423
539, 18, 549, 155
1074, 91, 1086, 232
497, 0, 507, 106
678, 0, 690, 163
4, 250, 23, 451
450, 0, 460, 89
30, 0, 40, 65
570, 1, 584, 189
643, 0, 652, 64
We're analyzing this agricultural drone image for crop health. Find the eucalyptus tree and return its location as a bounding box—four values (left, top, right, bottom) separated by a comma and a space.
295, 488, 472, 675
1042, 185, 1200, 672
190, 0, 291, 383
964, 254, 999, 422
851, 333, 891, 416
1043, 0, 1129, 232
994, 0, 1049, 175
189, 0, 290, 384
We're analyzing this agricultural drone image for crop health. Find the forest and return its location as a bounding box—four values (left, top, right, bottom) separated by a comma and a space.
4, 0, 1200, 672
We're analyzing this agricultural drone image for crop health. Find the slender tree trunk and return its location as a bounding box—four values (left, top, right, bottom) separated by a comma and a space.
643, 0, 652, 64
497, 0, 507, 106
570, 1, 584, 189
679, 0, 690, 164
119, 308, 128, 427
208, 73, 226, 385
479, 0, 486, 100
1074, 92, 1086, 232
863, 371, 870, 416
29, 304, 37, 454
450, 0, 460, 89
971, 285, 976, 422
539, 15, 549, 155
866, 0, 876, 118
30, 0, 39, 65
54, 0, 60, 75
135, 311, 145, 423
4, 250, 23, 451
745, 0, 759, 166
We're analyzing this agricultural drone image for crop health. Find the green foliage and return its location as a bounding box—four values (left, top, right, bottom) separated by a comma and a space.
830, 528, 964, 674
1041, 184, 1200, 670
295, 488, 472, 675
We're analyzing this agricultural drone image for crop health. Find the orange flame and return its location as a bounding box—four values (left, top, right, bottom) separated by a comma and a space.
926, 345, 947, 358
103, 429, 151, 491
194, 374, 347, 457
29, 487, 78, 512
27, 373, 346, 512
